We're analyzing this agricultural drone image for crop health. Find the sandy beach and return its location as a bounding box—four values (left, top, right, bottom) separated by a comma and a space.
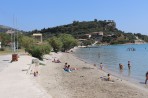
0, 52, 148, 98
36, 52, 148, 98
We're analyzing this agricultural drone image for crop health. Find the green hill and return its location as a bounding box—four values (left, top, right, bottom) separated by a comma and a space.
28, 19, 148, 44
0, 25, 13, 33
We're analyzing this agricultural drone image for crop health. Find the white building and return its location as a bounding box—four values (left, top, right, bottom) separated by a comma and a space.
32, 33, 43, 43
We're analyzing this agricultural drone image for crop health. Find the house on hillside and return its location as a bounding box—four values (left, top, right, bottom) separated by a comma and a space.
91, 31, 104, 41
134, 36, 145, 44
6, 30, 15, 34
78, 34, 91, 39
84, 34, 91, 39
32, 33, 43, 43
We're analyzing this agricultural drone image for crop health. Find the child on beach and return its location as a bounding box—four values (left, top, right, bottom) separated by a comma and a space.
107, 74, 111, 81
32, 59, 39, 77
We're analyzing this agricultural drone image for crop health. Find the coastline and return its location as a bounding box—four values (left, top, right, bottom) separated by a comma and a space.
36, 52, 148, 98
1, 51, 148, 98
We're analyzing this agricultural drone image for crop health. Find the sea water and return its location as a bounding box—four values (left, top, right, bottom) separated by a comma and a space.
74, 44, 148, 84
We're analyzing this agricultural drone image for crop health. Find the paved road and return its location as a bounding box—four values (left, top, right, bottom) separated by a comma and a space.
0, 55, 11, 72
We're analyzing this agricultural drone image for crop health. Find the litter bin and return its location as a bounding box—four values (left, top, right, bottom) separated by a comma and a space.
12, 54, 18, 61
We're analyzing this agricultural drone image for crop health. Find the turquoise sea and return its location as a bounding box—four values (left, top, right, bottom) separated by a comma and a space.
74, 44, 148, 85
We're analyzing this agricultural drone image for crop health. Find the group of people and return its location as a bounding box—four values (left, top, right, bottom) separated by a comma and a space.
118, 61, 148, 85
127, 47, 136, 51
63, 63, 72, 72
52, 58, 61, 63
99, 61, 131, 71
63, 61, 148, 84
99, 61, 131, 81
119, 61, 131, 70
63, 62, 78, 72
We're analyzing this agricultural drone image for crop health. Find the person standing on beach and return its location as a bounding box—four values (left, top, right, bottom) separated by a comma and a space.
145, 71, 148, 84
128, 61, 131, 70
100, 63, 103, 70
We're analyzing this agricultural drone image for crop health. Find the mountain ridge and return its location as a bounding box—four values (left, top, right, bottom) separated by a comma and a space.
29, 19, 148, 44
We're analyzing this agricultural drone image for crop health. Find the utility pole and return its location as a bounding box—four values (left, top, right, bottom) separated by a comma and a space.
11, 14, 18, 62
16, 17, 18, 53
13, 15, 16, 53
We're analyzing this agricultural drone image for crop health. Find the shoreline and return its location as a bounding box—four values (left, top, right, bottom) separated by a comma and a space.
1, 51, 148, 97
72, 52, 148, 92
73, 52, 148, 89
72, 45, 148, 88
36, 52, 148, 98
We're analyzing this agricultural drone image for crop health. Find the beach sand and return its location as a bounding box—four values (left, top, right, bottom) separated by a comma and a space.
1, 52, 148, 98
36, 52, 148, 98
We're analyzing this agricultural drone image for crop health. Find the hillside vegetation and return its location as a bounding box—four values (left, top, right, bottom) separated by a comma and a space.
28, 19, 148, 44
0, 25, 12, 33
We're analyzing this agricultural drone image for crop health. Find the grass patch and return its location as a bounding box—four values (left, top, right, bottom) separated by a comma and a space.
0, 47, 25, 55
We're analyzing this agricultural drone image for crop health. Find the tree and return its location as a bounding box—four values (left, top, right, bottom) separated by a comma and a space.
20, 36, 35, 49
48, 37, 63, 53
0, 33, 11, 47
83, 39, 94, 46
58, 34, 78, 52
94, 19, 98, 22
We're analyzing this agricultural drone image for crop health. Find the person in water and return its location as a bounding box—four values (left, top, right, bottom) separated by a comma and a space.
119, 63, 123, 70
128, 61, 131, 70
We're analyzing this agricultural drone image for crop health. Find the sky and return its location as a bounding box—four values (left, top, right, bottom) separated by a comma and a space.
0, 0, 148, 35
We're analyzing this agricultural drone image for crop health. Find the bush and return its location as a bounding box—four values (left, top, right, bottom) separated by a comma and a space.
82, 39, 94, 46
27, 44, 51, 60
0, 48, 4, 51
